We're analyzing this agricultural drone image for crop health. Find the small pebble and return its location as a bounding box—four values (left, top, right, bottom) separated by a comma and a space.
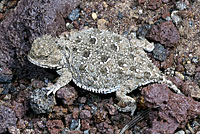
0, 67, 13, 83
165, 16, 172, 21
89, 104, 98, 114
3, 94, 11, 100
97, 19, 108, 30
70, 119, 79, 130
185, 130, 191, 134
1, 84, 10, 95
91, 12, 97, 20
192, 57, 199, 64
184, 63, 196, 76
8, 126, 20, 134
118, 11, 123, 19
80, 110, 92, 119
171, 11, 182, 25
68, 8, 80, 21
0, 3, 3, 13
56, 86, 78, 106
66, 23, 74, 30
189, 21, 194, 27
152, 43, 167, 61
175, 71, 185, 80
137, 25, 152, 37
175, 130, 185, 134
102, 2, 108, 8
138, 9, 143, 14
84, 130, 89, 134
79, 97, 87, 104
176, 1, 187, 10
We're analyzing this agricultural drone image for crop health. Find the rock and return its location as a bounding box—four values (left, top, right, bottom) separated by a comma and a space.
147, 0, 162, 10
171, 11, 182, 25
12, 101, 27, 118
96, 122, 114, 134
176, 1, 187, 10
175, 130, 185, 134
30, 88, 55, 114
8, 126, 20, 134
0, 67, 13, 83
78, 97, 87, 104
160, 52, 175, 69
117, 11, 123, 19
102, 2, 108, 8
97, 19, 108, 30
66, 130, 83, 134
66, 22, 74, 31
81, 119, 90, 130
80, 110, 92, 119
138, 0, 146, 4
136, 25, 152, 38
83, 130, 89, 134
0, 0, 80, 79
182, 80, 200, 99
46, 120, 64, 134
94, 109, 108, 123
64, 114, 72, 127
22, 129, 35, 134
68, 8, 80, 21
72, 107, 80, 119
105, 103, 118, 115
17, 119, 28, 129
191, 57, 199, 64
0, 13, 4, 20
73, 20, 80, 29
184, 63, 196, 76
89, 128, 97, 134
145, 117, 179, 134
152, 43, 167, 61
91, 12, 97, 20
51, 106, 68, 119
141, 84, 200, 134
146, 21, 180, 47
0, 2, 3, 12
31, 79, 45, 89
1, 83, 15, 95
175, 71, 185, 80
70, 119, 80, 130
56, 85, 78, 106
195, 71, 200, 87
161, 0, 170, 3
0, 105, 17, 133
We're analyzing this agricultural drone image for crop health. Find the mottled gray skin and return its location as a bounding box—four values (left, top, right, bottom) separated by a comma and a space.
28, 28, 181, 114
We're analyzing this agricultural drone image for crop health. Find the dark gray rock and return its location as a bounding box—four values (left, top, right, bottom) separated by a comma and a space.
30, 88, 55, 114
70, 119, 79, 130
152, 43, 167, 61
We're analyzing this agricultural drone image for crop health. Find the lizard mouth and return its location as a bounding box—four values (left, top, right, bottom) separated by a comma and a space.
27, 55, 59, 69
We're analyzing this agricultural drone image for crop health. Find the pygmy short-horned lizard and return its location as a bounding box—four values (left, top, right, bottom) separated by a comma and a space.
28, 28, 181, 114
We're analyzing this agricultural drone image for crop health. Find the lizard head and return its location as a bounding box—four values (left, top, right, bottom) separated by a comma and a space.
28, 35, 68, 69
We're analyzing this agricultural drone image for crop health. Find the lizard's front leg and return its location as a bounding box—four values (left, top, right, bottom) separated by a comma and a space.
115, 86, 137, 115
47, 68, 72, 96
